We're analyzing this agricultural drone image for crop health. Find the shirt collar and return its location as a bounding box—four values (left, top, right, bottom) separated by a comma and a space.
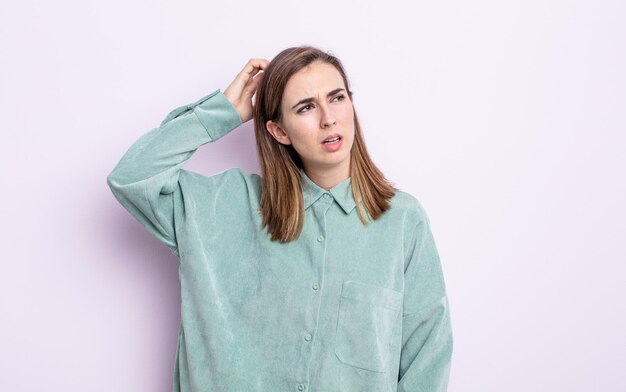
300, 167, 356, 214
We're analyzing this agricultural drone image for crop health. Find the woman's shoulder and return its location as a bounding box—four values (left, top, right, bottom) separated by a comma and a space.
389, 189, 430, 224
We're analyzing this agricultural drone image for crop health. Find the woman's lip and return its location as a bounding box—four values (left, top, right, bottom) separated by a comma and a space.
321, 137, 344, 152
321, 134, 343, 144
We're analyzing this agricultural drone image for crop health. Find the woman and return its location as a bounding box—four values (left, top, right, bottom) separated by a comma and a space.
107, 46, 453, 392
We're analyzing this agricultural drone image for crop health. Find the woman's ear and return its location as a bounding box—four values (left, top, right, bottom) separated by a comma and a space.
266, 120, 292, 145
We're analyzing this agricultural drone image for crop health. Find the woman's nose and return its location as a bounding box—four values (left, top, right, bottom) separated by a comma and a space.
320, 106, 336, 128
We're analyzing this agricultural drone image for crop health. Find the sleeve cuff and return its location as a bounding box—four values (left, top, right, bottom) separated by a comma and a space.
193, 89, 243, 140
159, 90, 243, 141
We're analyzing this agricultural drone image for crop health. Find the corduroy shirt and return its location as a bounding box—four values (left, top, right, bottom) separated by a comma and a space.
106, 89, 453, 392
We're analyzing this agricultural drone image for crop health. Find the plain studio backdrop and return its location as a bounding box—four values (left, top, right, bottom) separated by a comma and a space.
1, 0, 624, 391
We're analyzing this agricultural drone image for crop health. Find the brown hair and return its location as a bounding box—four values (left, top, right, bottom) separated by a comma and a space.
253, 45, 397, 242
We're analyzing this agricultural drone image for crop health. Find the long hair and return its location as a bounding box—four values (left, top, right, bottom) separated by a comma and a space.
253, 45, 397, 243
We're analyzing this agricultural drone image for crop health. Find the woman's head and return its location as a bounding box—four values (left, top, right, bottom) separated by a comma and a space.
266, 61, 355, 177
256, 47, 355, 177
253, 46, 396, 242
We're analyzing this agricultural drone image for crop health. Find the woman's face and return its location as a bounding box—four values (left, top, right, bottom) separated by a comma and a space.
266, 61, 355, 176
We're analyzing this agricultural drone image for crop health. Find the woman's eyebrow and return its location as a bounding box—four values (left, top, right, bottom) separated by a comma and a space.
290, 88, 345, 110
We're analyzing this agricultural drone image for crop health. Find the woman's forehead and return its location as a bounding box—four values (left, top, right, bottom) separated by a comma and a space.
283, 63, 345, 101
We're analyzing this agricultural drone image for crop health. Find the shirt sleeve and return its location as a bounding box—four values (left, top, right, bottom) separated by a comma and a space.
397, 200, 454, 391
106, 89, 242, 257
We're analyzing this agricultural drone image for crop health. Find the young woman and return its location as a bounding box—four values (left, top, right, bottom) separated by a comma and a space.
107, 46, 453, 392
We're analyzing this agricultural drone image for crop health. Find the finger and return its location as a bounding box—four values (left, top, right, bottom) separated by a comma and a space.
240, 58, 269, 78
232, 59, 268, 97
242, 71, 264, 97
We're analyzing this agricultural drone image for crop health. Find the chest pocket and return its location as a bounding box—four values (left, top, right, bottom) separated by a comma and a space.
334, 280, 403, 373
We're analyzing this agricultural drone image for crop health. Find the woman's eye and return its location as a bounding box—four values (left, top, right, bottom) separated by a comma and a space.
298, 95, 345, 113
298, 104, 313, 113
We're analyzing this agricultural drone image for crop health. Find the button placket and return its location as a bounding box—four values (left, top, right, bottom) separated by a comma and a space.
295, 190, 329, 390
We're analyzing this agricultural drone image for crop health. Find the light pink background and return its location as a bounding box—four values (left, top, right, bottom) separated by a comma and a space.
1, 1, 624, 391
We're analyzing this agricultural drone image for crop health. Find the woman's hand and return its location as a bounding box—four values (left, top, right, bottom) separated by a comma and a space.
224, 58, 270, 123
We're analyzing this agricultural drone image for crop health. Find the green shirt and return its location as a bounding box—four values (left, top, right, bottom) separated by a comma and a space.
107, 89, 453, 392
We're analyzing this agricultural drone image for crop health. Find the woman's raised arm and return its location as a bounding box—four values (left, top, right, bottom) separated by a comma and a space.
106, 58, 268, 256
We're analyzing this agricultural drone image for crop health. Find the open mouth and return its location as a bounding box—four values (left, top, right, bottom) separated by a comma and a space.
321, 135, 342, 144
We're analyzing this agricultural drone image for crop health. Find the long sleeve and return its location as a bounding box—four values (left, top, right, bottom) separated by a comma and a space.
106, 89, 242, 257
398, 201, 453, 391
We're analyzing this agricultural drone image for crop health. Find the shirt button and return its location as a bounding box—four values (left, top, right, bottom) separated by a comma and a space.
297, 384, 306, 391
323, 193, 330, 199
312, 282, 320, 290
304, 333, 312, 342
317, 235, 324, 242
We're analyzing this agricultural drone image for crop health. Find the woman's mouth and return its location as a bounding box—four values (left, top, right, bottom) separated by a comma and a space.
321, 134, 343, 152
321, 133, 343, 144
322, 136, 341, 144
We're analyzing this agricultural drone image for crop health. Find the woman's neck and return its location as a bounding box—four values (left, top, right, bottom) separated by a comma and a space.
302, 164, 350, 191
